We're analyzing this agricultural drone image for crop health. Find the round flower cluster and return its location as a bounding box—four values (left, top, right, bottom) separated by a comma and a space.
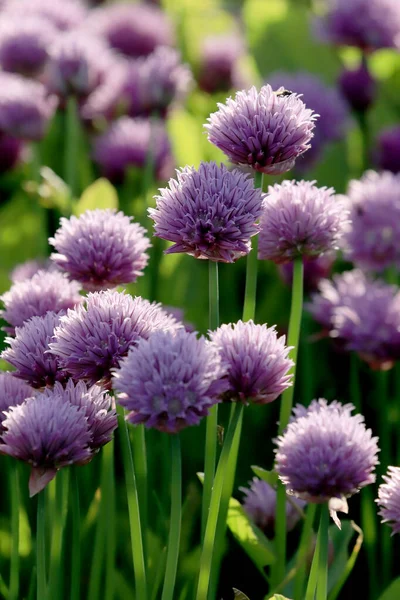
113, 329, 228, 433
205, 85, 317, 175
198, 34, 247, 94
0, 372, 33, 427
338, 64, 376, 113
149, 162, 265, 263
341, 171, 400, 271
377, 466, 400, 535
375, 127, 400, 174
50, 209, 150, 291
209, 320, 293, 404
258, 180, 348, 264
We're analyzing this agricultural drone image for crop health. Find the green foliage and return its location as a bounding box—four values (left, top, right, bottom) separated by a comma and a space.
74, 178, 119, 215
251, 466, 279, 487
378, 578, 400, 600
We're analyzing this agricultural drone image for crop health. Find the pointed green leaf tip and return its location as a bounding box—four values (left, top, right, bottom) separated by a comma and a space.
377, 578, 400, 600
251, 465, 279, 487
233, 589, 251, 600
74, 178, 118, 215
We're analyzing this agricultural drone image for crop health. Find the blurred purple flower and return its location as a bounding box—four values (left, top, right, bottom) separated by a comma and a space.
1, 311, 67, 388
113, 329, 228, 433
45, 31, 117, 99
50, 209, 150, 291
341, 170, 400, 271
41, 380, 117, 451
267, 71, 350, 169
275, 399, 379, 522
0, 72, 57, 140
198, 34, 247, 94
241, 478, 305, 538
375, 126, 400, 173
338, 63, 376, 113
10, 259, 57, 283
258, 180, 348, 264
2, 0, 88, 32
163, 306, 195, 333
149, 162, 264, 263
121, 47, 192, 118
0, 392, 92, 496
0, 372, 33, 427
0, 133, 22, 173
0, 15, 56, 77
209, 320, 293, 404
205, 84, 317, 175
279, 253, 335, 294
313, 0, 400, 51
85, 3, 174, 58
0, 270, 82, 332
49, 290, 182, 387
377, 466, 400, 535
92, 116, 173, 183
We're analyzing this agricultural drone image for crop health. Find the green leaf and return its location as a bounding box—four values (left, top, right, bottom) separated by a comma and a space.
268, 596, 292, 600
377, 578, 400, 600
233, 588, 251, 599
74, 178, 118, 215
251, 466, 279, 487
227, 497, 276, 576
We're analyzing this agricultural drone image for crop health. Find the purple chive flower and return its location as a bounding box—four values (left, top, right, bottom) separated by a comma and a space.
279, 253, 335, 294
0, 271, 82, 333
240, 478, 305, 538
209, 320, 293, 404
198, 34, 247, 95
41, 380, 117, 451
49, 290, 182, 387
375, 126, 400, 173
341, 171, 400, 271
1, 312, 67, 388
86, 3, 174, 58
313, 0, 400, 51
338, 63, 376, 113
120, 47, 192, 118
205, 84, 317, 175
0, 392, 92, 496
275, 399, 379, 523
45, 31, 117, 99
113, 329, 228, 433
267, 71, 350, 169
0, 373, 33, 428
0, 72, 57, 141
10, 259, 57, 283
0, 16, 56, 77
0, 133, 22, 173
2, 0, 88, 32
49, 209, 150, 292
258, 180, 349, 264
149, 162, 265, 263
377, 466, 400, 535
93, 116, 174, 183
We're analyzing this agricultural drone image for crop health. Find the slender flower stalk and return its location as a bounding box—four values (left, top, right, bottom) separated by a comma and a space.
9, 465, 20, 600
201, 261, 220, 539
196, 403, 244, 600
316, 503, 329, 600
273, 258, 304, 587
48, 469, 70, 598
161, 434, 182, 600
64, 95, 80, 199
102, 441, 116, 600
70, 468, 81, 600
131, 427, 148, 561
37, 491, 47, 600
377, 371, 392, 587
117, 405, 147, 600
243, 171, 263, 321
294, 503, 317, 600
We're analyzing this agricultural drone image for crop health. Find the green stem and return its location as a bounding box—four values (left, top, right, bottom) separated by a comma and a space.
131, 427, 148, 562
117, 405, 147, 600
273, 257, 304, 587
201, 261, 220, 540
316, 504, 329, 600
70, 468, 81, 600
350, 354, 361, 412
242, 171, 263, 322
305, 506, 322, 600
161, 435, 182, 600
48, 469, 70, 599
377, 370, 392, 587
9, 465, 20, 600
294, 503, 317, 600
196, 404, 244, 600
37, 491, 47, 600
104, 441, 116, 600
64, 95, 80, 198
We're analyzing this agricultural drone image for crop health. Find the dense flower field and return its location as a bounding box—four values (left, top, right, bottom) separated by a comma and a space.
1, 0, 400, 599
